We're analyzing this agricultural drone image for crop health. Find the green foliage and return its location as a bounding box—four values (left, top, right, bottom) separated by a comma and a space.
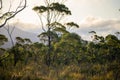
0, 34, 8, 45
66, 22, 79, 28
38, 31, 59, 43
33, 6, 47, 13
51, 22, 65, 28
0, 0, 120, 80
33, 2, 71, 15
0, 32, 120, 80
50, 2, 71, 15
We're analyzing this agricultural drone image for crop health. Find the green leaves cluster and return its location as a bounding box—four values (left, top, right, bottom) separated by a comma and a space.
0, 34, 8, 45
33, 2, 71, 15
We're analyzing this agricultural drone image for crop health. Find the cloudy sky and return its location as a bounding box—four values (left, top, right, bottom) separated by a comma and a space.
3, 0, 120, 40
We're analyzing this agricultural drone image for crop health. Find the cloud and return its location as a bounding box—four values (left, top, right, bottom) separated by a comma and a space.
11, 22, 42, 34
81, 16, 120, 30
75, 0, 105, 4
14, 16, 119, 41
10, 16, 120, 41
72, 16, 120, 40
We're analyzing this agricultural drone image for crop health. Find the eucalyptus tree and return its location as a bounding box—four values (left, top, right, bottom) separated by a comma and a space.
105, 34, 120, 63
0, 34, 8, 54
33, 0, 79, 66
11, 37, 32, 66
0, 34, 8, 67
105, 34, 120, 79
0, 34, 8, 46
0, 0, 26, 28
54, 33, 82, 65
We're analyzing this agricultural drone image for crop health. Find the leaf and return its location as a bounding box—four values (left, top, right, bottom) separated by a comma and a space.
16, 37, 25, 44
38, 32, 48, 38
66, 22, 79, 28
50, 22, 66, 29
53, 27, 68, 33
38, 31, 58, 42
33, 6, 47, 13
0, 34, 8, 45
50, 2, 71, 15
24, 38, 32, 43
0, 34, 8, 42
89, 31, 96, 34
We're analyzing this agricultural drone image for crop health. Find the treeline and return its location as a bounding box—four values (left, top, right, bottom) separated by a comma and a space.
0, 31, 120, 80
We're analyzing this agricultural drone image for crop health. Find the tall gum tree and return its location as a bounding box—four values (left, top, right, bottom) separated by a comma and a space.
33, 0, 79, 66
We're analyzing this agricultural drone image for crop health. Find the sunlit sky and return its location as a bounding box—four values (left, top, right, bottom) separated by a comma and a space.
3, 0, 120, 40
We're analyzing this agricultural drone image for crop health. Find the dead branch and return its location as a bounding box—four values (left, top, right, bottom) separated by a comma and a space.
0, 0, 27, 28
0, 0, 2, 9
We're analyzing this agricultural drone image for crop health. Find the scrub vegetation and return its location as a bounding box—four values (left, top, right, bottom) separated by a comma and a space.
0, 0, 120, 80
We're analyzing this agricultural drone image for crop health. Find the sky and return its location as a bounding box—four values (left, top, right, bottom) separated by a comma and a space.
3, 0, 120, 40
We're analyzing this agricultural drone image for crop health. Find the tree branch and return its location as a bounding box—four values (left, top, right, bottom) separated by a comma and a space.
0, 0, 2, 10
0, 0, 27, 28
37, 13, 46, 32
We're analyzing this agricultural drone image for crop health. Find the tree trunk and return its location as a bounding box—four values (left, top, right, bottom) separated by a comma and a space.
46, 30, 51, 66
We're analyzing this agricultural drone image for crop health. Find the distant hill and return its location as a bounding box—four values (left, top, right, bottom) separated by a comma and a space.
0, 26, 40, 48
